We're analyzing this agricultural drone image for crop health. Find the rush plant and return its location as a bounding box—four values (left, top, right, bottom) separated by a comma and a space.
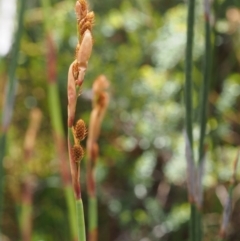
67, 1, 94, 240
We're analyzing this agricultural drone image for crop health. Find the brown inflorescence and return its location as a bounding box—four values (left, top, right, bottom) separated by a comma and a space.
74, 119, 87, 141
79, 11, 95, 39
67, 0, 94, 127
72, 144, 84, 162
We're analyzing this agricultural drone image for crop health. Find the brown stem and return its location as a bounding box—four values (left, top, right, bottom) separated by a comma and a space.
68, 137, 81, 200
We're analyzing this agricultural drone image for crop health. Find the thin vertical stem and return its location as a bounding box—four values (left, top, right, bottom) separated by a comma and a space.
185, 0, 196, 150
88, 197, 97, 240
87, 159, 98, 241
198, 2, 211, 165
0, 0, 26, 232
184, 0, 196, 240
196, 2, 211, 240
76, 199, 86, 241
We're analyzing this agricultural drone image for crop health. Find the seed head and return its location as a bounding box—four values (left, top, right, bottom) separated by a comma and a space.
75, 0, 88, 22
75, 119, 87, 141
72, 144, 84, 162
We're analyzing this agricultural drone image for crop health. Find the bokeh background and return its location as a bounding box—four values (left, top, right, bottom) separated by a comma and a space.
1, 0, 240, 240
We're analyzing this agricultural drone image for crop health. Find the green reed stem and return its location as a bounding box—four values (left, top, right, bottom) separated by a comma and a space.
185, 0, 195, 150
20, 202, 33, 241
185, 0, 196, 239
196, 4, 211, 241
88, 196, 98, 239
65, 185, 78, 241
76, 199, 86, 241
198, 12, 211, 166
0, 0, 26, 232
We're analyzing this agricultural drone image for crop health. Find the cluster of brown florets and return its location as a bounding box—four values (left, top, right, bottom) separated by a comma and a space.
67, 0, 94, 128
72, 119, 87, 162
75, 0, 94, 43
72, 0, 94, 85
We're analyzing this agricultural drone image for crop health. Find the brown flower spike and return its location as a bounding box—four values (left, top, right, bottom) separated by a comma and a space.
67, 0, 94, 204
67, 0, 94, 127
74, 119, 87, 141
72, 144, 84, 162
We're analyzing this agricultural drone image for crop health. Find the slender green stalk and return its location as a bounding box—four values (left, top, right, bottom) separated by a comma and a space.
65, 185, 78, 240
184, 0, 196, 150
184, 0, 196, 240
87, 191, 98, 241
87, 149, 98, 241
76, 199, 86, 241
0, 0, 26, 232
20, 203, 33, 241
198, 3, 211, 165
195, 3, 212, 241
88, 197, 97, 233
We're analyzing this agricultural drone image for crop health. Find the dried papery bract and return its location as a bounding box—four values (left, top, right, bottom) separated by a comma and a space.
76, 30, 93, 86
75, 0, 88, 23
72, 0, 94, 90
88, 75, 110, 144
68, 62, 77, 127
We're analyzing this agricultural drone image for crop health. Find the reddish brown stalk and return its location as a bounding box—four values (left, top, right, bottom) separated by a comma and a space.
87, 142, 98, 197
87, 75, 110, 241
21, 108, 42, 241
46, 33, 57, 83
68, 139, 82, 200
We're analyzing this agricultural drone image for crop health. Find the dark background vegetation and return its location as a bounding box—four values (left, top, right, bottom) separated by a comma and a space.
1, 0, 240, 240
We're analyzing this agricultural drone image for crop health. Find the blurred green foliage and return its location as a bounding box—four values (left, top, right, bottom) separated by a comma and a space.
1, 0, 240, 240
